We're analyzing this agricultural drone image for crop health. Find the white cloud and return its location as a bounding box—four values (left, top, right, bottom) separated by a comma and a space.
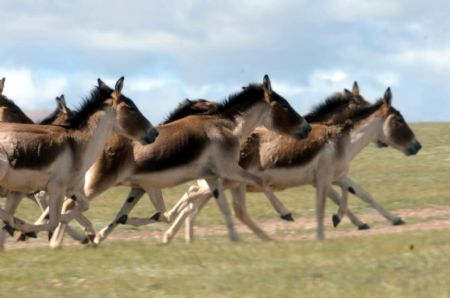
1, 1, 450, 121
128, 77, 171, 93
392, 48, 450, 72
0, 67, 68, 108
328, 0, 403, 21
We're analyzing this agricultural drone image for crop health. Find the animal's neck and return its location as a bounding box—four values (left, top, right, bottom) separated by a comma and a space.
347, 115, 383, 160
230, 103, 268, 142
73, 107, 115, 174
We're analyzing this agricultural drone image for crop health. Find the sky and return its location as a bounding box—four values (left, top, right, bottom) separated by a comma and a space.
0, 0, 449, 123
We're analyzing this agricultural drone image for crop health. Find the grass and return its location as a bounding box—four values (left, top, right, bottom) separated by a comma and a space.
0, 230, 449, 297
1, 123, 450, 297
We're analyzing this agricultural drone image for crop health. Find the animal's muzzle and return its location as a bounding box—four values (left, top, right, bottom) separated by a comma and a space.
295, 122, 312, 140
405, 139, 422, 156
141, 128, 159, 145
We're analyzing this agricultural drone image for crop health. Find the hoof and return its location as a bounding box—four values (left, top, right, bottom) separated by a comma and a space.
393, 218, 405, 226
86, 234, 96, 247
3, 224, 15, 237
150, 212, 161, 222
16, 233, 27, 242
25, 231, 37, 239
116, 214, 128, 225
332, 214, 341, 228
358, 223, 371, 230
280, 213, 295, 222
48, 231, 53, 241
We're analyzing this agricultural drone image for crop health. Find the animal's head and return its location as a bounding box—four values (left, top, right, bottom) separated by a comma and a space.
261, 75, 311, 139
345, 82, 388, 148
0, 77, 34, 124
98, 77, 158, 145
375, 88, 421, 156
53, 95, 74, 126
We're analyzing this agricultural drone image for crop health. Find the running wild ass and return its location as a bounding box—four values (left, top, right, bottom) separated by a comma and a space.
0, 93, 78, 248
47, 75, 311, 247
19, 97, 222, 244
0, 77, 157, 245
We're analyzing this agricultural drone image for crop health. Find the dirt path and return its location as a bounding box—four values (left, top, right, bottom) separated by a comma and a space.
4, 206, 450, 250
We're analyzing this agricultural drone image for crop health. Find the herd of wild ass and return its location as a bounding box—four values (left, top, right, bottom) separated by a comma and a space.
0, 75, 422, 250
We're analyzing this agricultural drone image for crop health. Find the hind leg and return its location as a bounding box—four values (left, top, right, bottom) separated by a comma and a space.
336, 176, 404, 225
204, 178, 239, 242
217, 163, 292, 220
231, 185, 271, 241
0, 192, 24, 250
94, 188, 145, 245
327, 187, 369, 229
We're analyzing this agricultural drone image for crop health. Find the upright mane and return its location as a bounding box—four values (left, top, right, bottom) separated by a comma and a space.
65, 86, 112, 129
0, 94, 14, 107
161, 99, 214, 125
38, 107, 62, 125
0, 94, 34, 124
341, 98, 384, 125
305, 91, 367, 124
213, 84, 265, 119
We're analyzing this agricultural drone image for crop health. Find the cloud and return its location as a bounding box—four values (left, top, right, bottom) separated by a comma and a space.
0, 67, 69, 109
391, 48, 450, 73
1, 1, 450, 121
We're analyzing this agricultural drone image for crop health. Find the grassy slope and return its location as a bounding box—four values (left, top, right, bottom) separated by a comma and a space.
0, 230, 449, 297
1, 123, 450, 297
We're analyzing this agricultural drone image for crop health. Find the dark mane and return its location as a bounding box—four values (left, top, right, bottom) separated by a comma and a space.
38, 107, 61, 125
161, 99, 214, 125
66, 86, 111, 129
0, 94, 13, 107
0, 94, 34, 124
213, 84, 265, 119
345, 99, 384, 124
305, 91, 366, 124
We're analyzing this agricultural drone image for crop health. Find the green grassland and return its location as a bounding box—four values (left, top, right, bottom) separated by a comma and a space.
1, 123, 450, 297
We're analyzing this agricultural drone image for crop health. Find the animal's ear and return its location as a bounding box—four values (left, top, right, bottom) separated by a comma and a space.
263, 74, 273, 102
98, 78, 110, 91
352, 81, 360, 96
344, 88, 352, 95
383, 87, 392, 107
114, 76, 124, 95
56, 94, 69, 114
0, 77, 5, 94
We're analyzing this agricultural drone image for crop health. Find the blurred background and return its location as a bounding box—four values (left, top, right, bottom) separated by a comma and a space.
1, 0, 449, 123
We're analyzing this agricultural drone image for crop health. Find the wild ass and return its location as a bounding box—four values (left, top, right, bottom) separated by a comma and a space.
0, 93, 80, 248
0, 77, 157, 244
46, 75, 311, 247
164, 87, 421, 241
17, 97, 222, 244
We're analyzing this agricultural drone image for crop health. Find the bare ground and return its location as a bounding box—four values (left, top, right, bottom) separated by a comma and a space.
4, 205, 450, 250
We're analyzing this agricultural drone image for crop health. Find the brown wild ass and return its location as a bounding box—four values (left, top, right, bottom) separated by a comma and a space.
19, 98, 222, 244
0, 93, 81, 248
0, 77, 157, 244
164, 87, 421, 241
46, 75, 311, 247
0, 95, 89, 247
